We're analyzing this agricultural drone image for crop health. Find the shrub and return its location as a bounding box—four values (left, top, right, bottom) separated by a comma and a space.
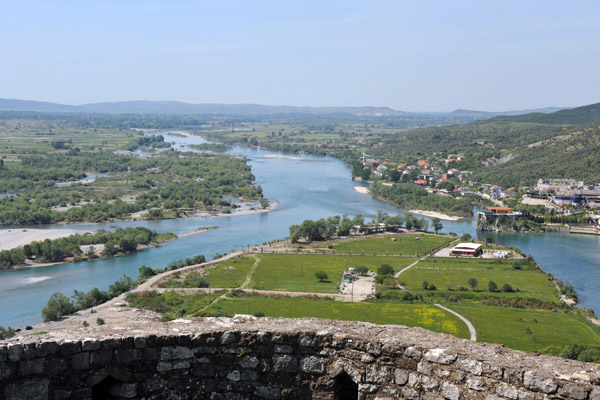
315, 271, 328, 282
355, 266, 369, 275
96, 317, 105, 326
42, 292, 75, 322
488, 281, 499, 292
502, 283, 515, 293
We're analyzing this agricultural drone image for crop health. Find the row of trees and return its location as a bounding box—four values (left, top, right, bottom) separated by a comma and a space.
0, 227, 176, 270
289, 211, 436, 243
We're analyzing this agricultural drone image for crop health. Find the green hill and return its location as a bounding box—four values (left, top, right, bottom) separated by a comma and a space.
492, 102, 600, 125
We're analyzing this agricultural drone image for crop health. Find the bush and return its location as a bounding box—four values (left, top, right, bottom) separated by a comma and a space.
182, 272, 209, 288
488, 281, 499, 292
502, 283, 515, 293
0, 326, 15, 339
253, 311, 265, 317
42, 292, 75, 322
315, 271, 328, 282
96, 317, 105, 325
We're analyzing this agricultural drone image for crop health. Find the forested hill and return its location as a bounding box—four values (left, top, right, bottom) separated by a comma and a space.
472, 125, 600, 187
492, 101, 600, 124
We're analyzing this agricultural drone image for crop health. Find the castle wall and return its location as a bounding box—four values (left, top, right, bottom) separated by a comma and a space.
0, 317, 598, 399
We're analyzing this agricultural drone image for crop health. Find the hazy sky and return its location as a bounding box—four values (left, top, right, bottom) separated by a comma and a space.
2, 0, 599, 111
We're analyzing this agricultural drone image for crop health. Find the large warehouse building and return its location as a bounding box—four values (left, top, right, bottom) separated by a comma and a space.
450, 243, 482, 257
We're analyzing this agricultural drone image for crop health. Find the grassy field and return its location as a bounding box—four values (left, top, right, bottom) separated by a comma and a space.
205, 295, 470, 339
447, 303, 600, 352
326, 234, 453, 256
249, 254, 418, 293
399, 258, 558, 302
0, 119, 135, 163
125, 290, 220, 319
202, 256, 256, 288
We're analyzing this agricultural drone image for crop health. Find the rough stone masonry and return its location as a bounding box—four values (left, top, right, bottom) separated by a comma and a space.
0, 317, 599, 399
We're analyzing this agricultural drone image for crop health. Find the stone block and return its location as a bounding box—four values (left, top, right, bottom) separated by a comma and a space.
160, 346, 194, 361
90, 350, 112, 367
467, 377, 485, 391
423, 349, 457, 365
81, 338, 101, 352
457, 358, 483, 376
227, 370, 241, 382
7, 344, 22, 361
240, 355, 260, 369
18, 358, 44, 376
441, 382, 459, 400
35, 341, 59, 357
523, 371, 557, 394
496, 384, 518, 399
71, 352, 90, 370
58, 340, 80, 356
273, 354, 297, 373
134, 337, 147, 349
4, 379, 49, 400
395, 368, 409, 385
300, 356, 324, 374
366, 365, 390, 384
558, 383, 589, 400
405, 346, 422, 360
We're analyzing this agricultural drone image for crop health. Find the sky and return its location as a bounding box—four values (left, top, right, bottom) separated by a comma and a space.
1, 0, 599, 112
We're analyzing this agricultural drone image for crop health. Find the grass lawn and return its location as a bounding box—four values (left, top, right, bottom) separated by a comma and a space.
205, 296, 470, 339
400, 258, 559, 302
327, 234, 453, 256
446, 303, 600, 352
250, 254, 418, 293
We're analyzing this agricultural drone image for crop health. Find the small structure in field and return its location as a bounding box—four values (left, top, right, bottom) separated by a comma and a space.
450, 243, 482, 257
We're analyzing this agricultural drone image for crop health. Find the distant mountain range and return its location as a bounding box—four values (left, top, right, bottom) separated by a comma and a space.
0, 98, 572, 118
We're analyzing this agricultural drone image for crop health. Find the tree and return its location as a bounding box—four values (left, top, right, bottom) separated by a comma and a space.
42, 292, 75, 322
422, 280, 430, 289
337, 215, 353, 236
468, 277, 478, 291
259, 197, 269, 209
502, 283, 515, 293
432, 218, 443, 234
377, 264, 394, 277
138, 265, 156, 280
488, 280, 499, 292
355, 266, 369, 275
315, 271, 328, 282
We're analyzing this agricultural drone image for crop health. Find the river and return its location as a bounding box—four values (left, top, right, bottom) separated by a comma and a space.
1, 132, 599, 327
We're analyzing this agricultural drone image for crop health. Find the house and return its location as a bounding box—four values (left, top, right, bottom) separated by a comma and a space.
474, 139, 487, 145
414, 179, 428, 188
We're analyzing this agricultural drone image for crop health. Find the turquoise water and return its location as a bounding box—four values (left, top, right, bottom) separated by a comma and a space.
0, 133, 598, 326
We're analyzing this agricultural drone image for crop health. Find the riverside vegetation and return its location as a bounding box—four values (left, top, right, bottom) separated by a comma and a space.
0, 114, 266, 225
0, 227, 176, 270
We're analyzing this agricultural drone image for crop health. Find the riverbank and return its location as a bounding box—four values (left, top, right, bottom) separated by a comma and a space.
0, 228, 93, 251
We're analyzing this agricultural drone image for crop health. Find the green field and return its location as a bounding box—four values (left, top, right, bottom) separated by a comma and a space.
447, 303, 600, 352
205, 296, 469, 339
249, 254, 418, 293
400, 258, 558, 302
202, 256, 256, 288
327, 234, 453, 256
125, 290, 220, 319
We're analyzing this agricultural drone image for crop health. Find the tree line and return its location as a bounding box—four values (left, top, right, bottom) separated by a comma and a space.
0, 227, 176, 270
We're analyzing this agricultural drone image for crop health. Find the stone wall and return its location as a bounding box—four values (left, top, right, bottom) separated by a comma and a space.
0, 317, 599, 399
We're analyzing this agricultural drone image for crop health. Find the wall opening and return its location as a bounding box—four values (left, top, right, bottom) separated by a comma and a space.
91, 376, 119, 400
334, 371, 358, 400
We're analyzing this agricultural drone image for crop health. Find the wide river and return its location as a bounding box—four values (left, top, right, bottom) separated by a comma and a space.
1, 132, 599, 327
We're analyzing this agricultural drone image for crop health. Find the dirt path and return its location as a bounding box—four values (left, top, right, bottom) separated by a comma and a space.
435, 303, 477, 341
394, 256, 427, 279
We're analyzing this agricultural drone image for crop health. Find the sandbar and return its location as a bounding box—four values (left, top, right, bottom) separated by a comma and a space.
0, 229, 91, 251
409, 210, 464, 221
353, 186, 370, 194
